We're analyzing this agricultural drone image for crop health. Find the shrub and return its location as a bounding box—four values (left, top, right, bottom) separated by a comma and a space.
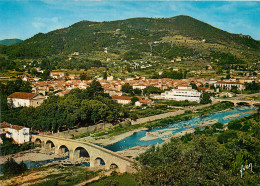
212, 122, 224, 129
2, 158, 27, 177
217, 131, 238, 144
228, 121, 242, 130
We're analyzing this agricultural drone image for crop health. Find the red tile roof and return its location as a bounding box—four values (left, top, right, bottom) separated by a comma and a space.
8, 92, 36, 99
0, 121, 26, 130
111, 96, 132, 100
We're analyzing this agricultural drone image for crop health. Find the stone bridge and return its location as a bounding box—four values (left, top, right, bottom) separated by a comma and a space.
31, 135, 135, 173
213, 98, 260, 107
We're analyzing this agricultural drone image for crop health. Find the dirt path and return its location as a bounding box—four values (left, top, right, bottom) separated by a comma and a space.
76, 169, 117, 186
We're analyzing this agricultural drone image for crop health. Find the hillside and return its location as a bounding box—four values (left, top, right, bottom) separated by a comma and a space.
0, 39, 22, 46
0, 15, 259, 64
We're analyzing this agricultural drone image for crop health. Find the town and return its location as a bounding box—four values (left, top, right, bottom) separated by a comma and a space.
0, 1, 260, 185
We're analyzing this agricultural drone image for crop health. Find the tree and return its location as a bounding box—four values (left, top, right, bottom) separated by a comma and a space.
190, 83, 198, 90
2, 158, 27, 177
80, 73, 87, 80
103, 71, 108, 80
200, 92, 212, 104
131, 96, 139, 105
122, 83, 133, 93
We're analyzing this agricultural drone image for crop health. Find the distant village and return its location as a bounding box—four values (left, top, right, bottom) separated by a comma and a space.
6, 70, 258, 110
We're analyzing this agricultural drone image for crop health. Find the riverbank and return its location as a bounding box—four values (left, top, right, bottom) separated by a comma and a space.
0, 148, 62, 164
79, 128, 147, 146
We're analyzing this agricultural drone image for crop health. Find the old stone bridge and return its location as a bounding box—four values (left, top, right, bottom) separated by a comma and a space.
31, 135, 135, 173
213, 98, 260, 107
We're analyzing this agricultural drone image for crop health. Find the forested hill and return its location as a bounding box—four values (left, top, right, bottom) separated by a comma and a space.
0, 39, 22, 46
1, 15, 259, 59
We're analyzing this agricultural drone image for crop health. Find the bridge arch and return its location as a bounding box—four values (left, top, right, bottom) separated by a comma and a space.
58, 145, 70, 156
236, 102, 250, 106
35, 138, 42, 145
45, 140, 55, 149
110, 163, 118, 169
94, 157, 106, 167
219, 100, 235, 106
73, 146, 90, 160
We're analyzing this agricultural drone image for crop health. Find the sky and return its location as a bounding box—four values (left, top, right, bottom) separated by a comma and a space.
0, 0, 259, 40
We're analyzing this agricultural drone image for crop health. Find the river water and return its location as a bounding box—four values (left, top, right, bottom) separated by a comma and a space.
104, 106, 256, 151
0, 106, 256, 173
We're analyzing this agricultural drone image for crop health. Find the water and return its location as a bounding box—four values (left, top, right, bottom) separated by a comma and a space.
105, 107, 256, 151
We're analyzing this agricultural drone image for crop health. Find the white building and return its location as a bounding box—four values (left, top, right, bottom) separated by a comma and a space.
0, 122, 30, 144
107, 76, 114, 81
50, 72, 65, 79
8, 92, 46, 108
111, 96, 132, 104
214, 81, 245, 91
156, 86, 201, 102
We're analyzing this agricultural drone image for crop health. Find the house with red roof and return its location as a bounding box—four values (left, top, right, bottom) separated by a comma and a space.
0, 122, 30, 144
7, 92, 46, 108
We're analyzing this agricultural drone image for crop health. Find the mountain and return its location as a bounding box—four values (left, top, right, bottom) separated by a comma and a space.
0, 38, 23, 46
1, 15, 259, 63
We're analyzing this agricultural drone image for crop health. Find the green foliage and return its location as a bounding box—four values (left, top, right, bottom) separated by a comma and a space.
131, 96, 139, 105
228, 120, 242, 130
180, 133, 192, 143
212, 122, 224, 129
155, 99, 199, 107
121, 83, 133, 93
136, 114, 259, 185
89, 173, 136, 186
143, 86, 162, 95
0, 140, 35, 156
122, 50, 141, 61
244, 81, 259, 91
217, 131, 238, 144
152, 70, 187, 79
153, 43, 194, 59
200, 92, 212, 104
2, 158, 27, 177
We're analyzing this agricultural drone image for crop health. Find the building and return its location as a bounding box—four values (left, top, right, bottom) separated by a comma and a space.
107, 76, 114, 81
8, 92, 46, 108
135, 97, 153, 106
214, 81, 245, 91
50, 72, 65, 79
156, 86, 201, 102
111, 96, 132, 104
0, 122, 30, 144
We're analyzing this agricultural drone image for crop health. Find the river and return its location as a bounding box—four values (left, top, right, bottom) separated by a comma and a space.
104, 106, 256, 151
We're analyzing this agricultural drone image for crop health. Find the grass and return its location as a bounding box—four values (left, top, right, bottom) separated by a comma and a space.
92, 122, 145, 140
87, 173, 137, 186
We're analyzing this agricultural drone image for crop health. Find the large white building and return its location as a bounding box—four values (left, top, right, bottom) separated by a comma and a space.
0, 122, 30, 144
156, 86, 201, 102
7, 92, 46, 108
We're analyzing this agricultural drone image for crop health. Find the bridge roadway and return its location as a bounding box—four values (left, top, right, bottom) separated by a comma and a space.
31, 135, 135, 173
213, 98, 260, 107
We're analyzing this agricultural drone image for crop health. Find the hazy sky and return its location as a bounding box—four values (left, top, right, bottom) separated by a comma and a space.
0, 0, 259, 40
